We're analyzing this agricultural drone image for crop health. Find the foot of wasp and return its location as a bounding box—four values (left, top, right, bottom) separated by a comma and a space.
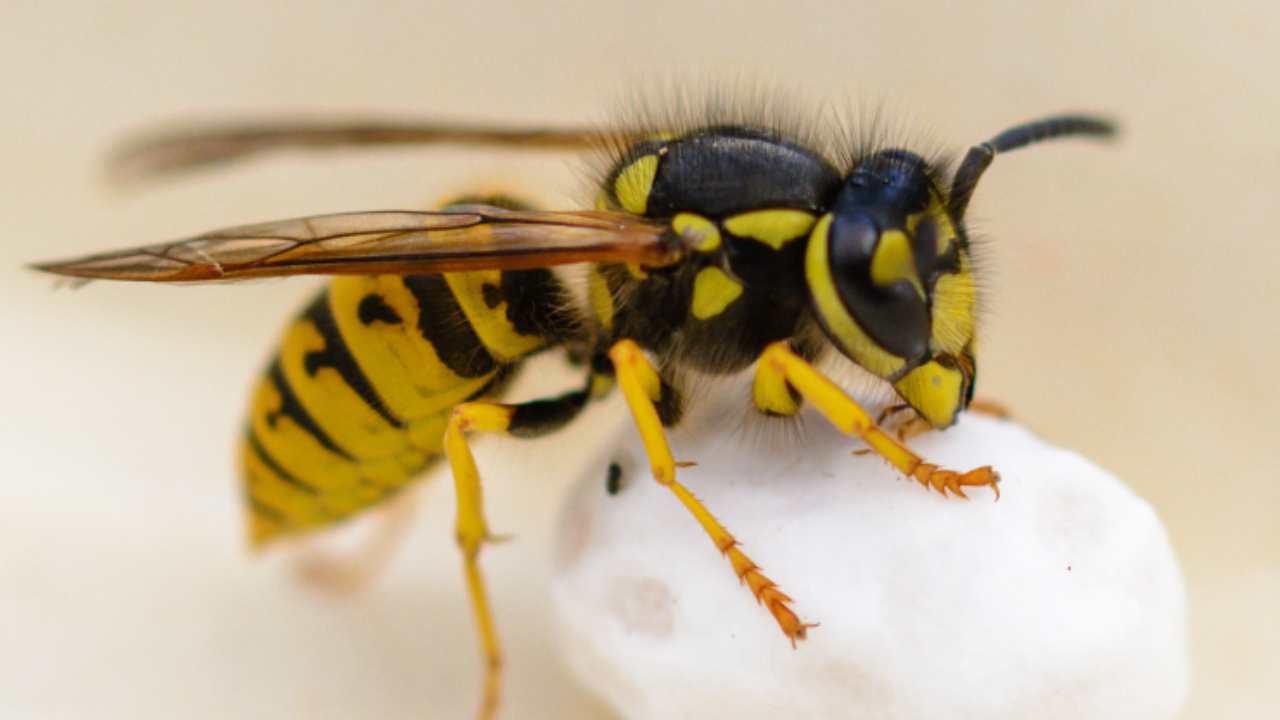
876, 397, 1013, 444
875, 404, 933, 443
609, 339, 816, 646
756, 342, 1000, 501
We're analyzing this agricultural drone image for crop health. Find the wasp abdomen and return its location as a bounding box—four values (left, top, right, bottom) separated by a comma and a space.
242, 267, 571, 545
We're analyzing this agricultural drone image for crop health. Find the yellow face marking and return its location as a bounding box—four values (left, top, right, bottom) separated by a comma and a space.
930, 263, 976, 356
723, 209, 817, 250
869, 229, 925, 300
587, 266, 615, 332
893, 360, 965, 428
906, 193, 958, 256
613, 154, 660, 215
444, 270, 547, 362
930, 194, 958, 255
805, 214, 905, 379
691, 266, 744, 320
673, 212, 721, 252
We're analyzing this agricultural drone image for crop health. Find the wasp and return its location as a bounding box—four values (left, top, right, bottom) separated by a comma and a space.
34, 101, 1113, 719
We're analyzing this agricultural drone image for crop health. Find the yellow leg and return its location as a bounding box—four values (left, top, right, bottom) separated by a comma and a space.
757, 342, 1000, 499
608, 340, 815, 646
871, 403, 925, 443
444, 402, 515, 720
441, 385, 592, 720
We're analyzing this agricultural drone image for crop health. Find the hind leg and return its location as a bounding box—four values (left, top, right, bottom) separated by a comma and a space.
293, 487, 421, 595
443, 384, 593, 720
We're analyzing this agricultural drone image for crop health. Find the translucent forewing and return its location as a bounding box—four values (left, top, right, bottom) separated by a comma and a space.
32, 206, 680, 282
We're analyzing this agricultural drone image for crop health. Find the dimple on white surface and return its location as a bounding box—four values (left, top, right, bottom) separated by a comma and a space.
552, 406, 1188, 720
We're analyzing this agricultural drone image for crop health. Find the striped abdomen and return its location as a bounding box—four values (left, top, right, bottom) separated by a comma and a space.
241, 268, 574, 546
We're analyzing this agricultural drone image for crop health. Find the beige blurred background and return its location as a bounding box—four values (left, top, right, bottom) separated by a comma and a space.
1, 2, 1275, 718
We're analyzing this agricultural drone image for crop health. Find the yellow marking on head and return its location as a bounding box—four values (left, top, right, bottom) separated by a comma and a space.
907, 193, 958, 256
930, 265, 976, 356
691, 266, 744, 320
870, 229, 925, 300
594, 191, 611, 211
931, 194, 958, 255
614, 154, 660, 215
673, 212, 721, 252
724, 209, 817, 250
587, 266, 615, 332
805, 214, 905, 379
893, 360, 964, 428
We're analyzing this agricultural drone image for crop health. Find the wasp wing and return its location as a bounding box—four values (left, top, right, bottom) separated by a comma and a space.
32, 206, 680, 283
110, 118, 635, 182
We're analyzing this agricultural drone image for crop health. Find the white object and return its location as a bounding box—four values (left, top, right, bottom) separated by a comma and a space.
552, 398, 1188, 719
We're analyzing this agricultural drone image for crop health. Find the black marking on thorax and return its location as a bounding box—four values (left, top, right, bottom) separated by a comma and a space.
497, 268, 580, 342
621, 126, 842, 219
601, 127, 838, 373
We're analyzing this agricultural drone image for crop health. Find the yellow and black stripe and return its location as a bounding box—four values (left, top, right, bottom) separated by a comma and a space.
242, 265, 574, 546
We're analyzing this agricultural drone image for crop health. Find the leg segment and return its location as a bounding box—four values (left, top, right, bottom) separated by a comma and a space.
756, 342, 1000, 499
293, 487, 420, 594
443, 386, 590, 720
608, 340, 815, 646
875, 397, 1013, 444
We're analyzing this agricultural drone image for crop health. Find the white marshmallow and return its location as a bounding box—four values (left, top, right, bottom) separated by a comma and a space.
552, 400, 1188, 720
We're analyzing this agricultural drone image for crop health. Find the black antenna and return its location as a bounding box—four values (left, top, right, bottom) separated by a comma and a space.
948, 114, 1116, 222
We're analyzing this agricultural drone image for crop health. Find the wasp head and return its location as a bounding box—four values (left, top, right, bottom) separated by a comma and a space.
805, 149, 977, 428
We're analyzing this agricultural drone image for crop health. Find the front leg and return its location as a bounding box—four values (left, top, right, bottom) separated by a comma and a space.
754, 342, 1000, 499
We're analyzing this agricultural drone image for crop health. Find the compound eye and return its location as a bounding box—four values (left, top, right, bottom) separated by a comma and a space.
805, 213, 932, 379
827, 214, 930, 362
